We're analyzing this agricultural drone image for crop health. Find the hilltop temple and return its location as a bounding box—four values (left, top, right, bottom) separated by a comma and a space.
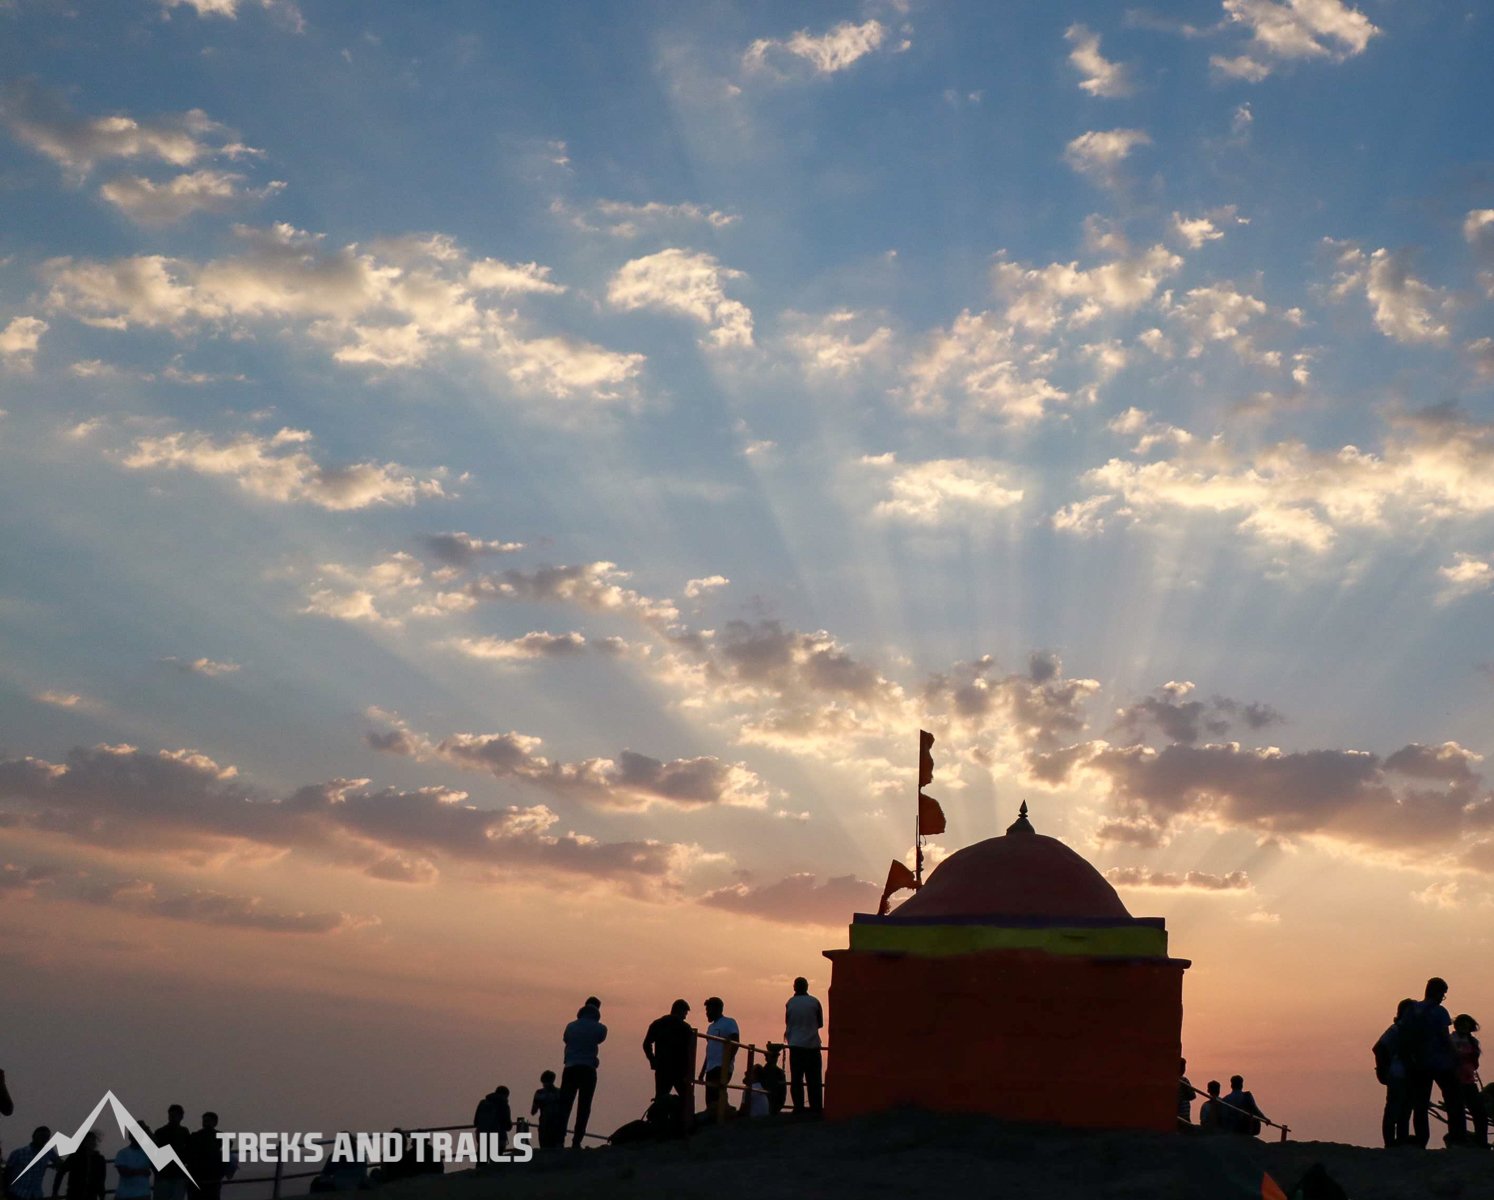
823, 804, 1190, 1132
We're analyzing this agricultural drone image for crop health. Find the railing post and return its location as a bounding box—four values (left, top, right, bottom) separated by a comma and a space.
271, 1158, 283, 1200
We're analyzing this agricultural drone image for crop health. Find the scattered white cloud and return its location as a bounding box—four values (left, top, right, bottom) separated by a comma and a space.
122, 426, 448, 510
607, 248, 753, 348
1213, 0, 1379, 83
1105, 866, 1252, 891
1329, 242, 1451, 345
903, 310, 1067, 426
0, 316, 47, 368
684, 575, 729, 599
744, 19, 889, 76
161, 656, 242, 677
1065, 24, 1135, 98
863, 454, 1024, 524
1063, 129, 1151, 184
558, 198, 738, 239
784, 309, 894, 377
1437, 553, 1494, 604
99, 170, 284, 225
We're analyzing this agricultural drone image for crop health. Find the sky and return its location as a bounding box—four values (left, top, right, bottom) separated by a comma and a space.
1, 0, 1493, 1153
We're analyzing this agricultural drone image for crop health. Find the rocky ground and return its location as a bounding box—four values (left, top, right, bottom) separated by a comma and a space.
380, 1109, 1494, 1199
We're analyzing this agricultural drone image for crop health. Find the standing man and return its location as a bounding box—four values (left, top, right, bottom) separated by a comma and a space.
560, 1001, 606, 1149
113, 1138, 152, 1200
697, 997, 739, 1120
1409, 977, 1460, 1148
784, 977, 824, 1115
642, 1000, 694, 1131
5, 1127, 59, 1200
151, 1106, 191, 1200
185, 1113, 233, 1200
51, 1131, 106, 1200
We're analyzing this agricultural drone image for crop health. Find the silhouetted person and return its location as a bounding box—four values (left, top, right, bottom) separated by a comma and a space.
1373, 999, 1417, 1147
531, 1072, 567, 1151
113, 1137, 152, 1200
737, 1065, 770, 1118
784, 978, 823, 1115
1222, 1075, 1267, 1136
0, 1069, 12, 1118
310, 1135, 365, 1192
151, 1106, 190, 1200
643, 1000, 694, 1132
1178, 1057, 1197, 1128
1409, 977, 1459, 1148
473, 1085, 512, 1160
698, 997, 739, 1121
759, 1047, 787, 1115
186, 1112, 234, 1200
6, 1127, 60, 1200
1450, 1014, 1488, 1147
561, 1002, 606, 1149
1198, 1081, 1224, 1133
50, 1130, 105, 1200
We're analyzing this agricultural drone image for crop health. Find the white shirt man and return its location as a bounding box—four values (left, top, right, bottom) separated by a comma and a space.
784, 977, 825, 1114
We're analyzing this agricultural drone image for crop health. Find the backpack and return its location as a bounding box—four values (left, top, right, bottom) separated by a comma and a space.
1372, 1027, 1397, 1084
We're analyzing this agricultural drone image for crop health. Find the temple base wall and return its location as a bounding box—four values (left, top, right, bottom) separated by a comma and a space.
824, 947, 1186, 1132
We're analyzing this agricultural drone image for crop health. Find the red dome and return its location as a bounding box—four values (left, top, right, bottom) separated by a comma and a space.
893, 829, 1131, 920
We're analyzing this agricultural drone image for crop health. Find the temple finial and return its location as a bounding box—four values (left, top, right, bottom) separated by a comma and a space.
1006, 800, 1034, 835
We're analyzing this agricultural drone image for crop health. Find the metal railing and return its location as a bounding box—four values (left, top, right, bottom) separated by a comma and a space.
1179, 1089, 1292, 1142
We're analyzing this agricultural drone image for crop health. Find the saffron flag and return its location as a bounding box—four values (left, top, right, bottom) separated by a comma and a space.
918, 791, 946, 836
878, 859, 917, 915
918, 729, 935, 788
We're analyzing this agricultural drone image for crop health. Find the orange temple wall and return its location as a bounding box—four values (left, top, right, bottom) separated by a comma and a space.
824, 947, 1186, 1131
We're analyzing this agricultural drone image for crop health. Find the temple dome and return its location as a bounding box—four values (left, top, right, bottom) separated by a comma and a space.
893, 811, 1130, 920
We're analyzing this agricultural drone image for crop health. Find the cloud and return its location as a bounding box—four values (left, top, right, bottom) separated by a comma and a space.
1329, 243, 1451, 345
992, 243, 1182, 334
42, 225, 642, 402
1437, 554, 1494, 604
684, 575, 729, 599
1104, 867, 1252, 891
1063, 129, 1151, 184
0, 82, 257, 178
161, 657, 241, 677
699, 872, 879, 925
418, 532, 525, 568
1112, 681, 1283, 745
35, 690, 86, 709
0, 742, 699, 890
85, 879, 356, 934
0, 316, 47, 368
1213, 0, 1379, 82
923, 654, 1100, 751
863, 454, 1024, 523
99, 170, 285, 225
372, 724, 773, 812
467, 561, 680, 626
607, 248, 753, 348
447, 631, 591, 662
559, 199, 738, 239
743, 19, 889, 75
784, 310, 894, 377
299, 554, 429, 628
1466, 209, 1494, 298
903, 311, 1067, 426
159, 0, 304, 29
122, 426, 448, 510
1065, 24, 1135, 97
1078, 407, 1494, 554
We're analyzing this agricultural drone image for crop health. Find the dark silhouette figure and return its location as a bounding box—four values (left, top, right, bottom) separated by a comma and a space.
698, 997, 740, 1120
309, 1135, 365, 1193
186, 1113, 233, 1200
0, 1068, 12, 1117
113, 1136, 151, 1200
784, 977, 823, 1115
151, 1106, 191, 1200
759, 1047, 788, 1115
51, 1131, 106, 1200
1198, 1081, 1224, 1133
560, 1002, 606, 1148
6, 1127, 60, 1200
531, 1072, 567, 1151
643, 999, 695, 1130
472, 1086, 512, 1157
1408, 977, 1460, 1148
1178, 1057, 1197, 1127
1373, 998, 1417, 1147
1450, 1014, 1488, 1147
1222, 1075, 1267, 1136
737, 1065, 770, 1117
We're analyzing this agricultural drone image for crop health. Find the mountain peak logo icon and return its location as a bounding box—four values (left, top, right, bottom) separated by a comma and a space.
16, 1092, 196, 1185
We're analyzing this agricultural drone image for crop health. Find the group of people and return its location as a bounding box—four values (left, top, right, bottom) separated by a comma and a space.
1177, 1060, 1271, 1136
1, 1105, 233, 1200
1372, 976, 1488, 1149
476, 977, 828, 1151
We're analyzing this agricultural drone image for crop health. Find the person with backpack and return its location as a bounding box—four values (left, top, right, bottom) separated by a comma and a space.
1450, 1013, 1487, 1148
1373, 998, 1417, 1147
1408, 977, 1461, 1148
1222, 1075, 1267, 1136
